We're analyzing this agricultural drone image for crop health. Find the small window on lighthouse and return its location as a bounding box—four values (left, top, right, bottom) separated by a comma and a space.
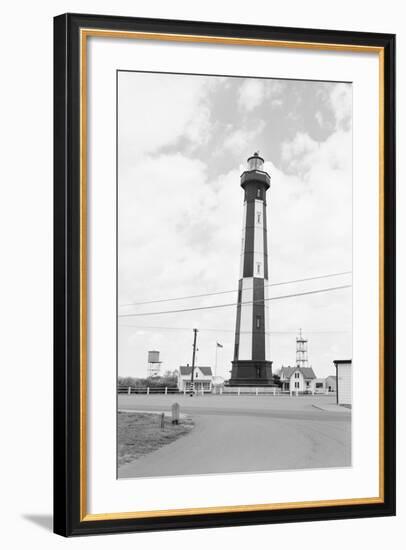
257, 188, 261, 198
256, 315, 261, 329
256, 262, 261, 274
257, 212, 261, 224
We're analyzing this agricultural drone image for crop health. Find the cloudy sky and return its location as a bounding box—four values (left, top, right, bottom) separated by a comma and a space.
117, 71, 352, 380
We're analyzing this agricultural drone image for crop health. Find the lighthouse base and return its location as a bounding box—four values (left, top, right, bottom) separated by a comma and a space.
228, 360, 275, 386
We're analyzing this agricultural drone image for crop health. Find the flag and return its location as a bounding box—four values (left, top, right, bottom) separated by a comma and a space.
216, 342, 223, 348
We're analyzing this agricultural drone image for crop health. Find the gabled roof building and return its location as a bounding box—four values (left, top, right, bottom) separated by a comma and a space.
279, 366, 316, 393
177, 366, 213, 393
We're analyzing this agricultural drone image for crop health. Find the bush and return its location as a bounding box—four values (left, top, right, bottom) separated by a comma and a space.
118, 375, 178, 388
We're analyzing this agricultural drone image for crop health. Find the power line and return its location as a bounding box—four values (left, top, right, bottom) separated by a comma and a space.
118, 270, 352, 308
118, 325, 351, 334
118, 284, 351, 318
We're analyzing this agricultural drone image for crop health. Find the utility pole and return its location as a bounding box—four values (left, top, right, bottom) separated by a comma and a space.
190, 328, 199, 395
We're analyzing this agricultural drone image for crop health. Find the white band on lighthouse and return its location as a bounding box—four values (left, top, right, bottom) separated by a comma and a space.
253, 199, 264, 278
238, 279, 254, 360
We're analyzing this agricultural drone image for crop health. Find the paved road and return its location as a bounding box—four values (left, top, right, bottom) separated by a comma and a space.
118, 395, 351, 479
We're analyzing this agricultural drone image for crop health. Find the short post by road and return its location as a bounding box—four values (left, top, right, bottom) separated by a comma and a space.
172, 403, 180, 425
160, 412, 165, 429
127, 386, 131, 395
147, 387, 150, 396
165, 386, 168, 395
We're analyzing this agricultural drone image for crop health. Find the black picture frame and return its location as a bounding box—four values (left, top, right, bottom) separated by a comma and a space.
54, 12, 396, 537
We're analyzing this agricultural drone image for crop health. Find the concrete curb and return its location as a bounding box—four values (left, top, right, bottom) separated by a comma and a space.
311, 404, 351, 414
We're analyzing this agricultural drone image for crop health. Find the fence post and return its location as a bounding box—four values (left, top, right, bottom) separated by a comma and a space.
147, 387, 150, 396
238, 388, 241, 396
183, 387, 186, 395
273, 387, 276, 396
171, 403, 180, 424
128, 386, 131, 395
256, 387, 258, 396
165, 386, 168, 395
160, 412, 165, 429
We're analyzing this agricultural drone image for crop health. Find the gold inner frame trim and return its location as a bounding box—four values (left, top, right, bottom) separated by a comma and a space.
79, 27, 385, 522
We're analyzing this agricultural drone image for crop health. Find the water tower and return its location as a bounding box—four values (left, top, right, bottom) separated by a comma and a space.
147, 350, 162, 378
296, 329, 308, 368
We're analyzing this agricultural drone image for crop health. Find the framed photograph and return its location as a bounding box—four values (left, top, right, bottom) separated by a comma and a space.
53, 13, 396, 536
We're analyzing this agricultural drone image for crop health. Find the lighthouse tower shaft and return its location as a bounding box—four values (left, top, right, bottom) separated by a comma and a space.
230, 153, 273, 386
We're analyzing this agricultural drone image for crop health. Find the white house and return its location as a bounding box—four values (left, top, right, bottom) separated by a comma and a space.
279, 366, 316, 393
177, 366, 213, 393
334, 359, 352, 406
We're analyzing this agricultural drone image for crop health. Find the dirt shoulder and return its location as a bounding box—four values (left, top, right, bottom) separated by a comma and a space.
118, 411, 194, 467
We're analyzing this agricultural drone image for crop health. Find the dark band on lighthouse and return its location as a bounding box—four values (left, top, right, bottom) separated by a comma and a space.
230, 153, 274, 386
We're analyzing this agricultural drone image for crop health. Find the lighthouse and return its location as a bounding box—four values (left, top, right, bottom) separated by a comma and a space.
229, 152, 274, 386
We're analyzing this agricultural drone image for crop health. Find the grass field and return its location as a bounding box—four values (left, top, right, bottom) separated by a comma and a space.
118, 411, 194, 467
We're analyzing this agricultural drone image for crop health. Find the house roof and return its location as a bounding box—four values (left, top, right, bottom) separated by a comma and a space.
280, 366, 316, 380
179, 366, 213, 376
296, 367, 316, 379
279, 366, 296, 379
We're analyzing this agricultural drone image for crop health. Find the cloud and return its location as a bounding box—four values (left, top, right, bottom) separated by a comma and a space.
281, 132, 319, 174
223, 122, 266, 155
119, 153, 212, 302
270, 128, 352, 273
329, 83, 352, 130
118, 152, 245, 375
238, 79, 283, 112
271, 98, 283, 108
266, 125, 353, 370
117, 74, 352, 378
315, 111, 324, 126
238, 79, 266, 111
118, 72, 213, 164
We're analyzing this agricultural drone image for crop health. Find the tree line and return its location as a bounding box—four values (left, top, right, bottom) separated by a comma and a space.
118, 370, 179, 388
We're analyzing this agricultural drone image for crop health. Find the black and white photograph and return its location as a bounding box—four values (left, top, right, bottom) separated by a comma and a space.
116, 71, 353, 479
0, 0, 398, 544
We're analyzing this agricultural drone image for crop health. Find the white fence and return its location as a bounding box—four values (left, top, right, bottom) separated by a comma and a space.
118, 385, 337, 397
220, 387, 284, 396
117, 386, 179, 395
